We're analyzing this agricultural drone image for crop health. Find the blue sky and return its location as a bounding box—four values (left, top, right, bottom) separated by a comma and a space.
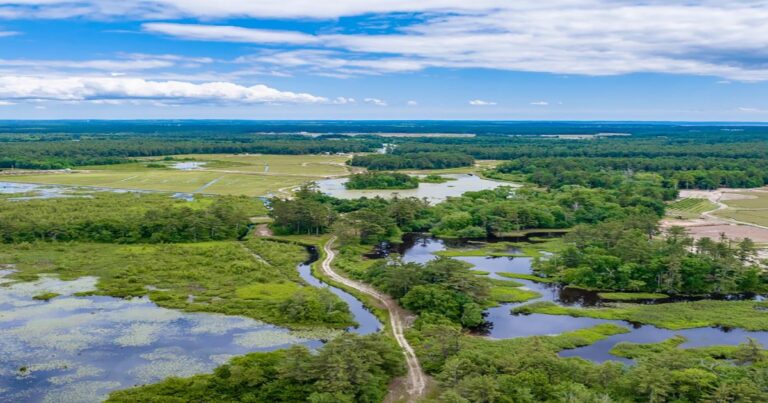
0, 1, 767, 120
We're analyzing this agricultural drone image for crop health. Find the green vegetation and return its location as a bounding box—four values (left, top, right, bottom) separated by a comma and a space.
428, 183, 668, 238
108, 333, 405, 403
344, 172, 419, 189
489, 156, 768, 190
32, 292, 59, 301
496, 272, 557, 283
3, 154, 351, 196
419, 174, 454, 183
535, 217, 765, 295
597, 292, 669, 300
349, 152, 474, 171
0, 239, 354, 328
512, 300, 768, 331
668, 197, 717, 213
488, 279, 540, 304
667, 197, 718, 218
0, 193, 263, 243
414, 322, 768, 402
364, 257, 490, 328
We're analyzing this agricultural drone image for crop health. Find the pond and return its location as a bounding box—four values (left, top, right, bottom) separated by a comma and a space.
315, 174, 513, 204
170, 162, 206, 170
390, 235, 768, 363
0, 269, 331, 402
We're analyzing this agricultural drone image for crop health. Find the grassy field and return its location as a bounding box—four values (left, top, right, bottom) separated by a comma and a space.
714, 191, 768, 227
1, 154, 352, 196
0, 239, 354, 329
512, 300, 768, 331
666, 197, 718, 219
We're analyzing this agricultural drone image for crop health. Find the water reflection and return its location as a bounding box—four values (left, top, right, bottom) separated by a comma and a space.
316, 174, 513, 204
0, 272, 322, 402
297, 248, 381, 335
385, 235, 768, 363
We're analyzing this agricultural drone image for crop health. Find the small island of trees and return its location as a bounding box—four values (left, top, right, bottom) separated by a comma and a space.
345, 172, 419, 190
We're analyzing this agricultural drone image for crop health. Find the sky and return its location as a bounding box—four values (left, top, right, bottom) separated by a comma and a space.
0, 1, 767, 120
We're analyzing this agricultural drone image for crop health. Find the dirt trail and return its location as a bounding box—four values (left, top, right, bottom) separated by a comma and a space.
321, 237, 426, 401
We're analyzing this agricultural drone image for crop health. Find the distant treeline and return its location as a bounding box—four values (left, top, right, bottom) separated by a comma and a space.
491, 157, 768, 189
0, 193, 263, 243
0, 136, 379, 169
349, 152, 474, 170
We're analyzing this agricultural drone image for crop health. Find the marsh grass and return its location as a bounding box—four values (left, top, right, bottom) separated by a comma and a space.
0, 239, 354, 328
513, 300, 768, 331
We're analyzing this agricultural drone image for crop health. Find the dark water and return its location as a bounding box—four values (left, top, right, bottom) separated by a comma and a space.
391, 235, 768, 363
297, 248, 381, 335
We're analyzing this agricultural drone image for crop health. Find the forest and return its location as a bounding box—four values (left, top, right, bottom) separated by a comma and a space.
0, 193, 262, 243
535, 218, 765, 295
345, 172, 420, 189
349, 152, 474, 171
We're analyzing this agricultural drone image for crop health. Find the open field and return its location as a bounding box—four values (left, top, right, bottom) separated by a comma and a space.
663, 188, 768, 249
666, 197, 718, 219
1, 154, 353, 196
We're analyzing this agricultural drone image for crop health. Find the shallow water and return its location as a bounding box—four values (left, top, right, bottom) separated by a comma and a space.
296, 256, 381, 335
0, 273, 323, 402
170, 162, 206, 170
394, 236, 768, 363
316, 174, 513, 204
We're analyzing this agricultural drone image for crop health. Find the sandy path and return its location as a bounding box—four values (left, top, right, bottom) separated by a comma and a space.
321, 237, 426, 401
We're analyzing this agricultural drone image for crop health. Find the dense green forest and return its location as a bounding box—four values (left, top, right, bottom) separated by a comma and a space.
489, 157, 768, 189
0, 193, 262, 243
108, 334, 405, 402
345, 172, 419, 189
415, 324, 768, 402
349, 152, 475, 170
535, 218, 765, 295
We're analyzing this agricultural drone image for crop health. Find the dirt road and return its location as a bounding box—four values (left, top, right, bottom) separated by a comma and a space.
321, 237, 426, 401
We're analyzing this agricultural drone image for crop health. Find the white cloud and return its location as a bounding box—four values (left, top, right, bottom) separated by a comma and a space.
0, 76, 328, 104
737, 107, 762, 112
0, 100, 14, 105
128, 2, 768, 81
3, 2, 768, 81
364, 98, 387, 106
406, 100, 418, 106
0, 30, 18, 37
332, 96, 355, 104
143, 23, 319, 45
469, 99, 496, 106
530, 101, 549, 106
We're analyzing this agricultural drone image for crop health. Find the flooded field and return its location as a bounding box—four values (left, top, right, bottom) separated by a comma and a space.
0, 271, 324, 402
390, 235, 768, 363
316, 174, 512, 203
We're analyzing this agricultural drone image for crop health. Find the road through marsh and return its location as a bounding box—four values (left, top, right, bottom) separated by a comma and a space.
320, 237, 426, 401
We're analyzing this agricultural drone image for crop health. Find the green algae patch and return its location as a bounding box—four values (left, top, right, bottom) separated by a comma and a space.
32, 292, 60, 301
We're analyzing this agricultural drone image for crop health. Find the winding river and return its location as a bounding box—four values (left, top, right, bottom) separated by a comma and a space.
388, 234, 768, 363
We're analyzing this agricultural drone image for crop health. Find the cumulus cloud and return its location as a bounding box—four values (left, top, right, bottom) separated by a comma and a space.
530, 101, 549, 106
469, 99, 496, 106
3, 2, 768, 81
0, 76, 327, 104
364, 98, 387, 106
129, 2, 768, 81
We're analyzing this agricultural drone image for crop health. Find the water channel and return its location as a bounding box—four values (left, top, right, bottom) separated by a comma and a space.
385, 234, 768, 364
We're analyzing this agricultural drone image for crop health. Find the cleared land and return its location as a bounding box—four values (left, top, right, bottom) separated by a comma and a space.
663, 189, 768, 249
1, 154, 351, 196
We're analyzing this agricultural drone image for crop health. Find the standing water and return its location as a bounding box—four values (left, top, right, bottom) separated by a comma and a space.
390, 235, 768, 363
